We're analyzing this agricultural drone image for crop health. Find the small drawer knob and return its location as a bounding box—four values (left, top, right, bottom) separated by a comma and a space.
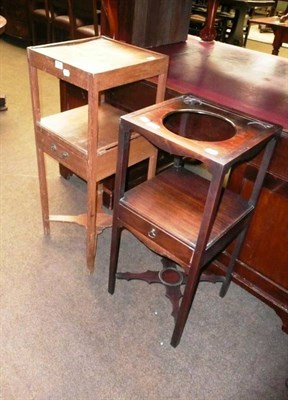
148, 228, 157, 239
60, 151, 69, 159
51, 144, 57, 151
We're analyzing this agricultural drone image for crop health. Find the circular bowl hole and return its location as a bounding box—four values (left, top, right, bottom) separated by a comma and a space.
158, 268, 184, 287
163, 110, 236, 142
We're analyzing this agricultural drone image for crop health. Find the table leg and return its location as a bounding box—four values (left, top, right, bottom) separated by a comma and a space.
271, 29, 282, 55
200, 0, 219, 41
225, 6, 247, 46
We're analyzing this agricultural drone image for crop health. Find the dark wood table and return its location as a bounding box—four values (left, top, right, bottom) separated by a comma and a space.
155, 36, 288, 129
248, 15, 288, 54
201, 0, 275, 45
0, 16, 7, 111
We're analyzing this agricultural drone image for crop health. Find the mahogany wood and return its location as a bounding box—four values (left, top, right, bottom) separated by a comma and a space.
2, 0, 31, 41
28, 36, 168, 273
100, 0, 193, 47
103, 36, 288, 333
108, 95, 281, 347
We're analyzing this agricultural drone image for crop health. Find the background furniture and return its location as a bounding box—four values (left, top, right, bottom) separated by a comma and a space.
190, 0, 236, 42
100, 0, 118, 38
0, 14, 7, 111
109, 94, 280, 347
1, 0, 30, 42
248, 15, 288, 54
28, 0, 52, 44
100, 0, 193, 47
72, 0, 101, 38
222, 0, 275, 45
0, 14, 6, 34
49, 0, 74, 41
201, 0, 275, 42
1, 0, 194, 46
28, 37, 168, 273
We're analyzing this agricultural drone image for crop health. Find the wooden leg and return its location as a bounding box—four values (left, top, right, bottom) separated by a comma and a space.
171, 167, 227, 347
219, 228, 247, 297
272, 31, 282, 55
171, 268, 201, 348
108, 224, 123, 294
200, 0, 219, 41
59, 164, 73, 180
86, 180, 98, 273
36, 147, 50, 235
147, 147, 158, 180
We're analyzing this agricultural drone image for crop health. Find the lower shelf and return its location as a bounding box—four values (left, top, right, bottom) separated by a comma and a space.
119, 165, 253, 269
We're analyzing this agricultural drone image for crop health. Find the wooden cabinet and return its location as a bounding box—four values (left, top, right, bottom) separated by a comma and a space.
101, 0, 193, 47
2, 0, 31, 42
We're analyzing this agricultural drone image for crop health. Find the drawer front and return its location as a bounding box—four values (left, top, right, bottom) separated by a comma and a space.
119, 204, 192, 268
37, 132, 87, 180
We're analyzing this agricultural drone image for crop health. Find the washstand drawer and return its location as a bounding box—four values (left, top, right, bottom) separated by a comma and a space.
37, 132, 87, 179
119, 205, 192, 267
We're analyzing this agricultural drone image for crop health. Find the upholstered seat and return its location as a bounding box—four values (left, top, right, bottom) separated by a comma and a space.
50, 0, 81, 41
71, 0, 101, 38
28, 0, 52, 44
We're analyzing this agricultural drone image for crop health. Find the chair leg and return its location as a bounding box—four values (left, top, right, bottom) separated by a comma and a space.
108, 224, 122, 294
47, 22, 52, 43
243, 21, 251, 47
36, 147, 50, 235
31, 21, 36, 45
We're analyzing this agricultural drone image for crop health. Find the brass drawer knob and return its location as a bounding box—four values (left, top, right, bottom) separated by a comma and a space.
60, 151, 69, 159
148, 228, 157, 239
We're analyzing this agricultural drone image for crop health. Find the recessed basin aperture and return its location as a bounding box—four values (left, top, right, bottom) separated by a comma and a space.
163, 110, 236, 142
